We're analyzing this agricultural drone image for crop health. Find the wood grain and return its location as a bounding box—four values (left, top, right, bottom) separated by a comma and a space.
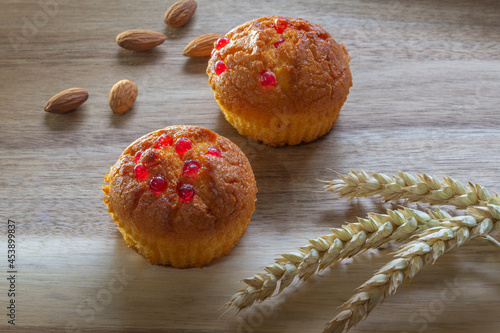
1, 0, 499, 332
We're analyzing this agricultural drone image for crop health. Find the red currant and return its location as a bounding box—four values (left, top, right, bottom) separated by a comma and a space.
134, 151, 142, 163
215, 60, 226, 75
178, 184, 195, 202
205, 147, 221, 157
182, 160, 200, 177
216, 37, 229, 50
154, 134, 173, 149
175, 137, 192, 157
260, 70, 277, 87
274, 17, 289, 34
133, 164, 149, 181
150, 176, 168, 194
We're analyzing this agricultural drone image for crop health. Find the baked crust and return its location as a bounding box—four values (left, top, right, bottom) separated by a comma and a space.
207, 16, 352, 146
102, 125, 257, 267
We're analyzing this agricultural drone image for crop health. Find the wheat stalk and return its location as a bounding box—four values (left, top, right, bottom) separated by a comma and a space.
324, 204, 500, 333
225, 207, 443, 312
324, 170, 499, 208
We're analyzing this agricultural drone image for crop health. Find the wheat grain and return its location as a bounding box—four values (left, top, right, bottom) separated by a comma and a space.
324, 204, 500, 333
225, 207, 442, 312
324, 170, 499, 208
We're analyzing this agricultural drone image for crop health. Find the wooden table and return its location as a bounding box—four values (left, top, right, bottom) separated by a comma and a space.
1, 0, 499, 332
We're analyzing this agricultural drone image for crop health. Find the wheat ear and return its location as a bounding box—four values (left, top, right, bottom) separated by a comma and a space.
324, 204, 500, 333
225, 207, 444, 312
324, 170, 499, 208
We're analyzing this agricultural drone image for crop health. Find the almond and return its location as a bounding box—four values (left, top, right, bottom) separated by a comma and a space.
183, 33, 222, 57
44, 88, 89, 114
116, 30, 167, 52
164, 0, 197, 28
109, 79, 138, 114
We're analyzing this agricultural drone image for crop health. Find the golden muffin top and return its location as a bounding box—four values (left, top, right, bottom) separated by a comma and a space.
207, 16, 352, 116
102, 125, 257, 239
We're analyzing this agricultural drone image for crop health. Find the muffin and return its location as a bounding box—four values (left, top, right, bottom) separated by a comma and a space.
102, 125, 257, 268
207, 16, 352, 146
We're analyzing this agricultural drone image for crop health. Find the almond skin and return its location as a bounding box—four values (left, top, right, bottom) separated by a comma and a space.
116, 30, 167, 51
164, 0, 197, 28
183, 33, 222, 57
44, 88, 89, 114
109, 79, 138, 114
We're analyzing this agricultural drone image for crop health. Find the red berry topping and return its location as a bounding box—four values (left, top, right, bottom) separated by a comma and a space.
260, 70, 277, 87
215, 60, 226, 75
154, 134, 173, 149
274, 17, 289, 34
182, 160, 200, 177
134, 151, 142, 163
134, 164, 149, 181
150, 176, 168, 195
175, 137, 192, 157
210, 48, 216, 57
274, 37, 284, 48
216, 37, 229, 50
205, 147, 222, 157
178, 184, 195, 202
